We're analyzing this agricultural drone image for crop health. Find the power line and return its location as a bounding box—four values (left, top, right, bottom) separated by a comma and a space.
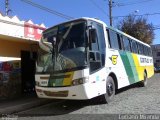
113, 0, 155, 7
113, 12, 160, 18
21, 0, 74, 20
152, 24, 160, 30
89, 0, 109, 16
154, 25, 160, 28
152, 27, 160, 30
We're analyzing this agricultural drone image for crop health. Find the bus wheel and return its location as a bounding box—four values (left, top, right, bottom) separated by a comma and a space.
139, 72, 148, 87
101, 76, 115, 103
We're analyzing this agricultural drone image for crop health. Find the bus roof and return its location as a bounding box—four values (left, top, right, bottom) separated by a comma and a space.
45, 17, 150, 47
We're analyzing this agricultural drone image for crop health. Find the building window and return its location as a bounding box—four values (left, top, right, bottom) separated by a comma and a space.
157, 52, 160, 56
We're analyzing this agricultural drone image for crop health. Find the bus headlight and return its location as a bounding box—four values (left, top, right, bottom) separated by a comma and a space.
72, 77, 89, 86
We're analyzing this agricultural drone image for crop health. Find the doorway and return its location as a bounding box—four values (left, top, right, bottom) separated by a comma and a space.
21, 51, 37, 95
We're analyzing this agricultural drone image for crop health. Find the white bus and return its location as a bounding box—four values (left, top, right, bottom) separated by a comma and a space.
35, 17, 154, 103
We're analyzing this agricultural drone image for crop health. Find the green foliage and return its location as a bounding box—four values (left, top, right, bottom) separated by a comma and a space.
117, 14, 154, 44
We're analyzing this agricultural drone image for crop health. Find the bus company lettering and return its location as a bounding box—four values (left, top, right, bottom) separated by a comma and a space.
140, 57, 152, 63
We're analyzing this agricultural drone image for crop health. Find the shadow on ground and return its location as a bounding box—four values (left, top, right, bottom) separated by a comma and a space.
16, 82, 143, 117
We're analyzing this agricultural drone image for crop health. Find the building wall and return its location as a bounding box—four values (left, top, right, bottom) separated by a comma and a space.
0, 14, 45, 99
0, 38, 38, 57
151, 44, 160, 67
0, 38, 39, 99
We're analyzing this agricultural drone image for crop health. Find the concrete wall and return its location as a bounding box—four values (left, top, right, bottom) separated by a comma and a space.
0, 38, 38, 57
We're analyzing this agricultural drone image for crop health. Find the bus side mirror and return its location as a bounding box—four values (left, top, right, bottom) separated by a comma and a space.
89, 29, 97, 43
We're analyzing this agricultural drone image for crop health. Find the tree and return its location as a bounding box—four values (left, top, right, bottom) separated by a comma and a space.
117, 14, 154, 44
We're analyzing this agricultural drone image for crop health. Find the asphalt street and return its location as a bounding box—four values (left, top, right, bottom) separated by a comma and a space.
13, 73, 160, 120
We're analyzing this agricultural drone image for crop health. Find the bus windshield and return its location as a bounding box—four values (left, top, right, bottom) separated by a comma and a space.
37, 21, 88, 73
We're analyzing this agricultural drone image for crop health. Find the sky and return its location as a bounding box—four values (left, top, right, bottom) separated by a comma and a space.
0, 0, 159, 45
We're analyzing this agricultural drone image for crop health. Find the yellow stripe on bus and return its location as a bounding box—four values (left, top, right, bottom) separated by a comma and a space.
63, 71, 74, 86
132, 54, 154, 81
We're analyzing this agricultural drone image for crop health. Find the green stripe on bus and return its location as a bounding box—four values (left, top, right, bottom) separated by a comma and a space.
119, 51, 137, 84
127, 53, 139, 82
48, 74, 64, 86
48, 78, 64, 86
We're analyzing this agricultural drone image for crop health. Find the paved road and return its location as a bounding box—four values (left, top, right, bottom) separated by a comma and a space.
16, 73, 160, 119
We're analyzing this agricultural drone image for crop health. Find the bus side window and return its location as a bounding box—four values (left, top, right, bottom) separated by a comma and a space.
146, 47, 149, 56
150, 47, 152, 56
123, 36, 131, 52
89, 29, 99, 51
130, 39, 133, 53
144, 46, 146, 55
138, 43, 144, 55
138, 43, 142, 54
108, 29, 121, 50
88, 21, 105, 73
131, 40, 138, 54
141, 44, 145, 55
96, 24, 106, 66
146, 46, 150, 56
148, 47, 151, 56
106, 29, 111, 48
130, 40, 134, 53
117, 34, 123, 50
148, 47, 150, 56
137, 42, 141, 54
135, 42, 140, 54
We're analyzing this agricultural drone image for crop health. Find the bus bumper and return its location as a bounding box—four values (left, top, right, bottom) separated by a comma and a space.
35, 82, 105, 100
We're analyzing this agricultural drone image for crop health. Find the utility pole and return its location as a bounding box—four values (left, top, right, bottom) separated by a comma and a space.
5, 0, 10, 16
109, 0, 112, 26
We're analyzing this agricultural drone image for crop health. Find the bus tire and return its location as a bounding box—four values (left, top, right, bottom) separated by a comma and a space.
101, 76, 115, 104
139, 72, 148, 87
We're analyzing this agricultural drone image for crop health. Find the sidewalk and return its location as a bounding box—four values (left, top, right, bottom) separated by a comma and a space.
0, 94, 53, 114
